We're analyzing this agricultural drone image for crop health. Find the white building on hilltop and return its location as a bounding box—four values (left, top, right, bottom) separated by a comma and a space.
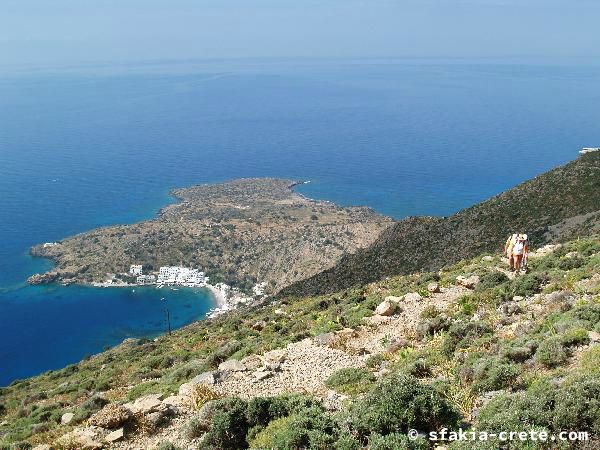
129, 265, 143, 275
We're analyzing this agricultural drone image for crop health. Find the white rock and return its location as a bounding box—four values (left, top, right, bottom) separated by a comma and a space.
263, 349, 287, 363
105, 428, 124, 443
253, 370, 273, 381
481, 255, 494, 262
374, 300, 394, 316
61, 412, 74, 425
427, 282, 440, 293
456, 275, 480, 289
218, 359, 246, 372
589, 331, 600, 343
179, 371, 218, 396
404, 292, 423, 302
126, 394, 163, 414
384, 295, 403, 303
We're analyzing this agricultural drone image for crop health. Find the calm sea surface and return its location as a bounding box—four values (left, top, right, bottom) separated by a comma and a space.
1, 59, 599, 385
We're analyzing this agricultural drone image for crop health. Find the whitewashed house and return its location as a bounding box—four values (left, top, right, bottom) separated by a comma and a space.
129, 265, 143, 275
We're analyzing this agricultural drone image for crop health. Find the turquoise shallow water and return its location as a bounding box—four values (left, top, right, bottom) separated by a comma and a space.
1, 59, 599, 385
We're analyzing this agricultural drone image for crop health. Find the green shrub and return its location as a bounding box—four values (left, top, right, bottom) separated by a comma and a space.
510, 273, 548, 298
72, 395, 108, 423
253, 407, 337, 450
476, 272, 509, 291
553, 376, 600, 434
560, 327, 590, 347
534, 337, 568, 368
365, 353, 386, 369
325, 368, 375, 395
559, 256, 585, 270
156, 442, 182, 450
368, 432, 428, 450
346, 374, 460, 438
333, 433, 362, 450
477, 375, 600, 435
249, 415, 295, 449
203, 397, 249, 449
442, 321, 493, 356
245, 394, 320, 429
470, 357, 522, 392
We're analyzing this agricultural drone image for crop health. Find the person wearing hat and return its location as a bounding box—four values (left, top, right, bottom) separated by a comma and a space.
512, 234, 529, 272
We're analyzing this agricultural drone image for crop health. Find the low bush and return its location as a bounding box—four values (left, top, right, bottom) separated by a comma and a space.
476, 272, 509, 292
477, 375, 600, 435
345, 374, 460, 438
469, 357, 522, 392
442, 321, 493, 357
202, 397, 249, 450
534, 337, 568, 368
325, 368, 375, 395
368, 432, 428, 450
560, 327, 590, 347
510, 273, 548, 298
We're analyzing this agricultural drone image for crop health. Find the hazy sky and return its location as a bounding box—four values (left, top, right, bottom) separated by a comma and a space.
2, 0, 600, 66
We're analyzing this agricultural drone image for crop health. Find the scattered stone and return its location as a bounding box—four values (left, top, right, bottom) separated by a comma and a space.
313, 332, 335, 346
336, 328, 358, 339
274, 308, 286, 315
61, 412, 74, 425
263, 349, 287, 364
32, 445, 53, 450
124, 394, 163, 415
456, 275, 480, 289
56, 427, 104, 450
218, 359, 246, 372
384, 295, 403, 303
481, 255, 494, 262
88, 403, 132, 429
240, 355, 262, 371
512, 296, 524, 302
565, 251, 579, 258
427, 282, 441, 293
144, 408, 175, 430
498, 302, 522, 316
404, 292, 423, 302
253, 370, 273, 381
386, 337, 410, 353
105, 428, 124, 443
589, 331, 600, 343
251, 320, 267, 331
162, 395, 188, 408
374, 300, 395, 316
179, 371, 218, 396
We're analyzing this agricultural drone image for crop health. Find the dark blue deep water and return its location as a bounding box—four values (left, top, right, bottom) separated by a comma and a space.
1, 59, 599, 385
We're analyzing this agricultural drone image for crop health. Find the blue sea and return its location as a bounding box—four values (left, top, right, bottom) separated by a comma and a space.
1, 59, 599, 385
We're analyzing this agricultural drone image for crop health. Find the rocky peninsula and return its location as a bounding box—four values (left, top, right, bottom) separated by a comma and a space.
29, 178, 392, 295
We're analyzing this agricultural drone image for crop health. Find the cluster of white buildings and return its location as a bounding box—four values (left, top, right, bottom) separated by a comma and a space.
129, 264, 209, 287
157, 266, 208, 286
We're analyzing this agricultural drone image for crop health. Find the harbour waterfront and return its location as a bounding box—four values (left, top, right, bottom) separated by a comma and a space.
1, 59, 599, 385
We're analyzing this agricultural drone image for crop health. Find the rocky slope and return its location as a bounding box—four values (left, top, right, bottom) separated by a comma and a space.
28, 178, 392, 293
280, 151, 600, 297
2, 235, 599, 449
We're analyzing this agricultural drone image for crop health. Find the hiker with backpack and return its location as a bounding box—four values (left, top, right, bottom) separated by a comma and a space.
504, 233, 518, 270
511, 234, 529, 272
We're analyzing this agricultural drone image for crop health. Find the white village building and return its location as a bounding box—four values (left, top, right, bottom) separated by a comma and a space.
129, 265, 143, 275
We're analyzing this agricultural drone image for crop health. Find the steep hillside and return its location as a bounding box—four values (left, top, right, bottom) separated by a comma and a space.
281, 152, 600, 297
1, 236, 599, 449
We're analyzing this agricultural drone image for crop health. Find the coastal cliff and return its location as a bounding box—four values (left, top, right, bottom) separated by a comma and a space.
28, 178, 392, 293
